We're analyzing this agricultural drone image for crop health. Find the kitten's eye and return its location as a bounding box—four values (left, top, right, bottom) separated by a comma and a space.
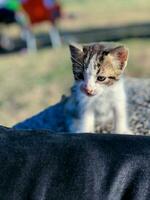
77, 73, 84, 80
97, 76, 106, 82
108, 76, 116, 80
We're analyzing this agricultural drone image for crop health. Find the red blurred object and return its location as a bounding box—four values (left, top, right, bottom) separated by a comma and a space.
22, 0, 61, 24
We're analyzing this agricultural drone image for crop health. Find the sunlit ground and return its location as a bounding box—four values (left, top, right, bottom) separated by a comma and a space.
0, 0, 150, 126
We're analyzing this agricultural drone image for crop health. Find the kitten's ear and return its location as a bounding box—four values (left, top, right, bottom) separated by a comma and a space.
110, 46, 129, 70
69, 44, 84, 63
69, 44, 84, 81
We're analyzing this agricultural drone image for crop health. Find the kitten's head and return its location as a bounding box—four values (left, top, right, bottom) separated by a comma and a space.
69, 42, 128, 96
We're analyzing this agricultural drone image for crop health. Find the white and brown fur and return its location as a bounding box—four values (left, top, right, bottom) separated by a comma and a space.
65, 42, 131, 134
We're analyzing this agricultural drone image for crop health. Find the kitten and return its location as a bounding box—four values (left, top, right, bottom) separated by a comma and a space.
65, 42, 131, 134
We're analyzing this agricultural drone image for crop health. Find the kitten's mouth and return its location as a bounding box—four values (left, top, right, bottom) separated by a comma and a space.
85, 92, 96, 97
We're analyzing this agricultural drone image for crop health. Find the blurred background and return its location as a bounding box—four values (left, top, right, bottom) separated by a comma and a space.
0, 0, 150, 127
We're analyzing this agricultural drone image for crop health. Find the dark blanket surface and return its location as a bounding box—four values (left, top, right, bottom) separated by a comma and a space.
1, 126, 150, 200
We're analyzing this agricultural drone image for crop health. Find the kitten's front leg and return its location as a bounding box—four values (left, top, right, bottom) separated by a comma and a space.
114, 98, 132, 134
69, 110, 95, 133
114, 102, 132, 134
77, 111, 95, 133
114, 102, 129, 134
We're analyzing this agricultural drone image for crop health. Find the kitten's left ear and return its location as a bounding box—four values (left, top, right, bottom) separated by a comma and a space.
69, 44, 84, 62
110, 46, 129, 70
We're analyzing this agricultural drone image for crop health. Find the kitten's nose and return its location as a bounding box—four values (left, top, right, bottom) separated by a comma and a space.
81, 85, 96, 96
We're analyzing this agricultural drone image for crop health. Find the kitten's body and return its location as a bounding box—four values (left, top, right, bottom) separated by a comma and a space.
65, 42, 131, 134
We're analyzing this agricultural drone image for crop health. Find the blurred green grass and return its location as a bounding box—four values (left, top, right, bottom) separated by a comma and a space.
0, 0, 150, 126
0, 47, 72, 126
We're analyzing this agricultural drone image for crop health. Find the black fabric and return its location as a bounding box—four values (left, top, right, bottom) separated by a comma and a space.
0, 126, 150, 200
0, 8, 16, 24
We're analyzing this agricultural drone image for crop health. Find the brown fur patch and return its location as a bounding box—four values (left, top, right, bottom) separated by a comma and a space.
100, 55, 122, 77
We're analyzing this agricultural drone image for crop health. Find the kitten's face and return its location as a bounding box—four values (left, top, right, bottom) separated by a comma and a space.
69, 43, 128, 96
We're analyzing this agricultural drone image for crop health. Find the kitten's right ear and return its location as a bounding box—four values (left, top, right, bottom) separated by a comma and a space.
110, 46, 129, 70
69, 44, 84, 63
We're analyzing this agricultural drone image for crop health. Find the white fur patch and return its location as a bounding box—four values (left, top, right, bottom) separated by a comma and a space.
84, 55, 97, 91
